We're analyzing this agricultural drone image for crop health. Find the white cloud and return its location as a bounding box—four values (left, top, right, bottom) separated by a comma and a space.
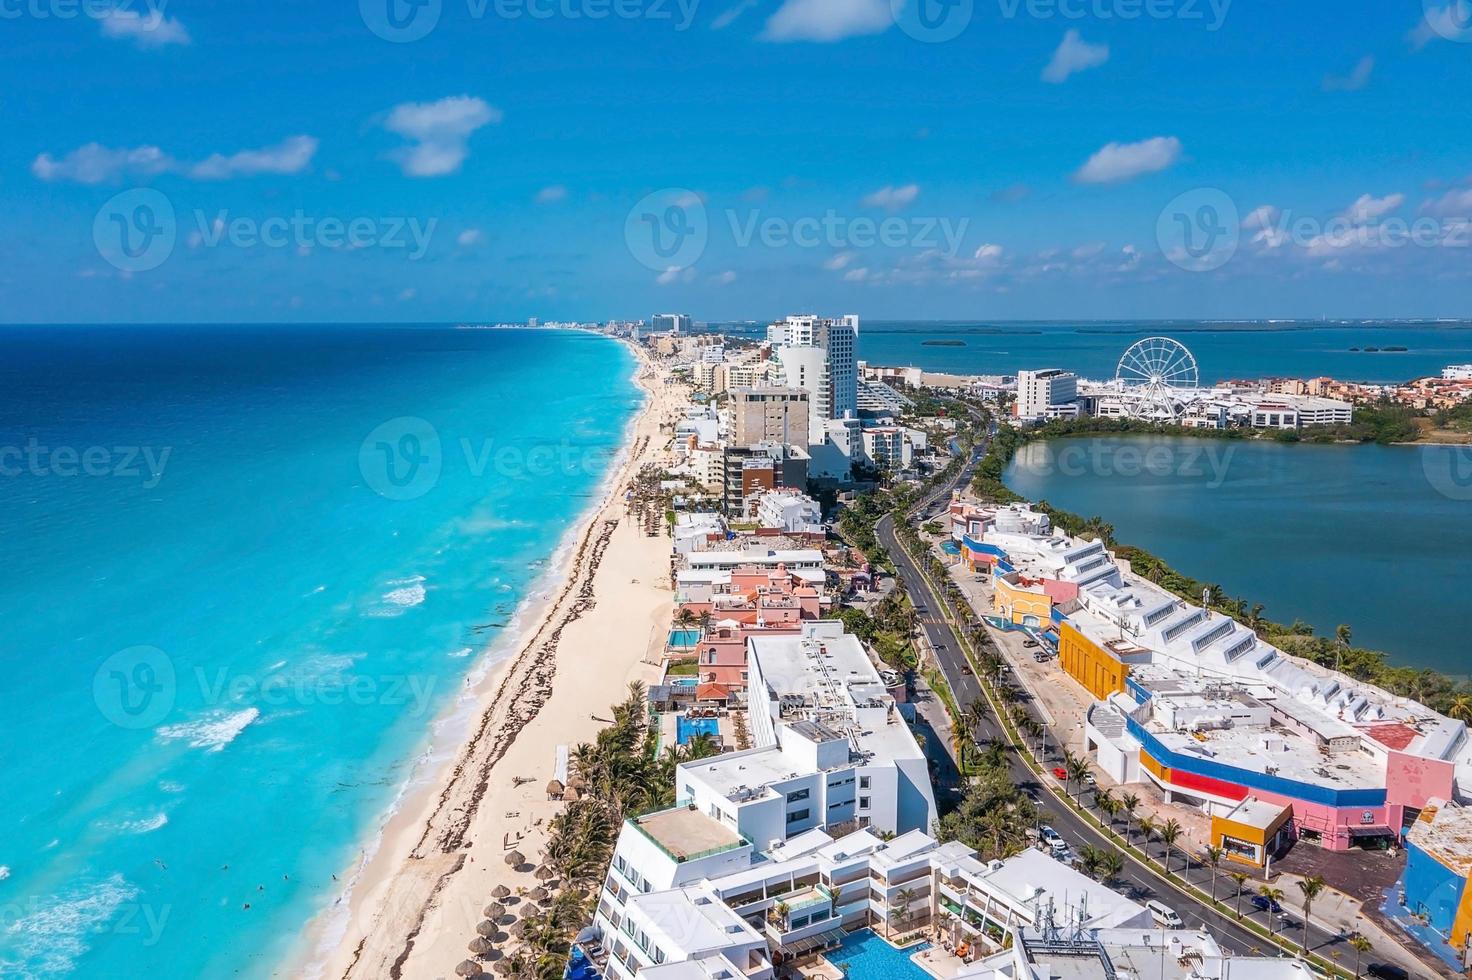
711, 270, 738, 284
861, 183, 920, 211
32, 136, 316, 184
383, 96, 502, 178
99, 9, 190, 48
1409, 1, 1472, 48
1423, 186, 1472, 217
457, 228, 483, 247
656, 266, 698, 285
32, 143, 172, 184
1322, 56, 1374, 92
712, 0, 759, 29
535, 185, 568, 204
1042, 30, 1109, 84
398, 288, 418, 301
973, 244, 1005, 263
825, 252, 856, 270
1073, 136, 1182, 185
1342, 192, 1404, 224
188, 136, 318, 180
761, 0, 891, 42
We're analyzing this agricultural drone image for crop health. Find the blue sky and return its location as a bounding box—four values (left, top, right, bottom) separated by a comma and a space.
3, 0, 1470, 322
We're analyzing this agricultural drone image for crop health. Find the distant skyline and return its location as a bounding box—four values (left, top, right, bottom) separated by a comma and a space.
4, 0, 1471, 323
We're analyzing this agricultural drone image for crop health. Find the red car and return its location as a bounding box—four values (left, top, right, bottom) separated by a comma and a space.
1052, 766, 1068, 780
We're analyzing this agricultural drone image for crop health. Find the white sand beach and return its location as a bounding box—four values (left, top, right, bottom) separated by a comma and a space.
297, 341, 685, 980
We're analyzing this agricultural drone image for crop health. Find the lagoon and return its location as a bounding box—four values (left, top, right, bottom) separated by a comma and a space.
1003, 436, 1472, 675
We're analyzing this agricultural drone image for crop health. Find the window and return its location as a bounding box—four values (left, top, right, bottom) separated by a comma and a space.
859, 776, 871, 789
859, 797, 870, 810
786, 788, 810, 803
786, 808, 810, 824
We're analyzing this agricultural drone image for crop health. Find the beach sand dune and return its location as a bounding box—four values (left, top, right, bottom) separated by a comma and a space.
303, 344, 682, 980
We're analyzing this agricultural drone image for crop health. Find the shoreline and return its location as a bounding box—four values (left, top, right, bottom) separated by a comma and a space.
288, 337, 680, 980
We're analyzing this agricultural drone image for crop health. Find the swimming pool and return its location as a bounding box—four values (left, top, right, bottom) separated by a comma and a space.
676, 716, 720, 745
669, 628, 702, 648
826, 929, 932, 979
669, 676, 697, 689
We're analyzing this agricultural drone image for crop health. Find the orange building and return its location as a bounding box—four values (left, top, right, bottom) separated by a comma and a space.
1057, 621, 1150, 701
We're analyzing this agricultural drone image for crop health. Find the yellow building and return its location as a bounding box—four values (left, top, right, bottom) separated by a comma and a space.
1058, 621, 1136, 700
1210, 798, 1294, 868
993, 574, 1052, 628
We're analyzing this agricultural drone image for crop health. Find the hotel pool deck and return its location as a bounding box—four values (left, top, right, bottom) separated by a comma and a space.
820, 929, 934, 979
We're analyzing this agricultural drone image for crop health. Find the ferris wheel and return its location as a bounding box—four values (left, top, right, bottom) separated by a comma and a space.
1114, 337, 1201, 420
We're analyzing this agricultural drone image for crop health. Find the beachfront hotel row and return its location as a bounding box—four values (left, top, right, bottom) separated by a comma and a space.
579, 566, 1343, 980
950, 497, 1472, 947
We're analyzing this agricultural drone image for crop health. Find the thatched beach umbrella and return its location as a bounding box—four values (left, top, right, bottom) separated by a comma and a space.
527, 886, 550, 903
493, 960, 514, 975
491, 884, 511, 900
510, 920, 531, 939
455, 959, 484, 977
503, 850, 524, 868
546, 779, 565, 800
534, 864, 555, 881
483, 903, 505, 921
468, 937, 494, 956
476, 920, 498, 939
566, 775, 586, 792
564, 786, 581, 802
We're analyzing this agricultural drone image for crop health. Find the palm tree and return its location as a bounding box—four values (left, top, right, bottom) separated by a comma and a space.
967, 699, 990, 739
1064, 753, 1090, 800
1297, 875, 1326, 952
1230, 873, 1251, 919
1138, 818, 1158, 858
1335, 623, 1353, 671
891, 887, 919, 938
1348, 933, 1373, 978
1120, 793, 1141, 843
1259, 885, 1285, 935
1159, 819, 1183, 875
1096, 790, 1119, 830
1201, 846, 1224, 902
1098, 850, 1125, 886
1449, 693, 1472, 724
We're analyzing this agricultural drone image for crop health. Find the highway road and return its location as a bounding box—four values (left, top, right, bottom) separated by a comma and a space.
871, 403, 1440, 977
873, 424, 1347, 960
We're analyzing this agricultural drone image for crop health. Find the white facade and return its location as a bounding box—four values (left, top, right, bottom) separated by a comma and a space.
754, 491, 822, 535
1445, 364, 1472, 381
591, 822, 1154, 980
769, 315, 859, 444
1015, 369, 1078, 422
859, 426, 913, 472
675, 622, 935, 851
652, 313, 692, 334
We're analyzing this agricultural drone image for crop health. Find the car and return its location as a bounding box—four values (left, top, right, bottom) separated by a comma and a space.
1052, 766, 1068, 780
1040, 825, 1062, 844
1034, 654, 1049, 663
1145, 900, 1184, 928
1023, 640, 1040, 649
1250, 895, 1284, 915
1366, 965, 1408, 980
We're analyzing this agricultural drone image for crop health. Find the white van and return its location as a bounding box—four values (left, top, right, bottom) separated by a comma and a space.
1146, 900, 1183, 928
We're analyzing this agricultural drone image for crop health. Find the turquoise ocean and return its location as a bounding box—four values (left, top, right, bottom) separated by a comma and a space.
0, 325, 641, 978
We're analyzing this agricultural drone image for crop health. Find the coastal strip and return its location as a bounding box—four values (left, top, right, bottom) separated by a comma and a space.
300, 341, 685, 980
